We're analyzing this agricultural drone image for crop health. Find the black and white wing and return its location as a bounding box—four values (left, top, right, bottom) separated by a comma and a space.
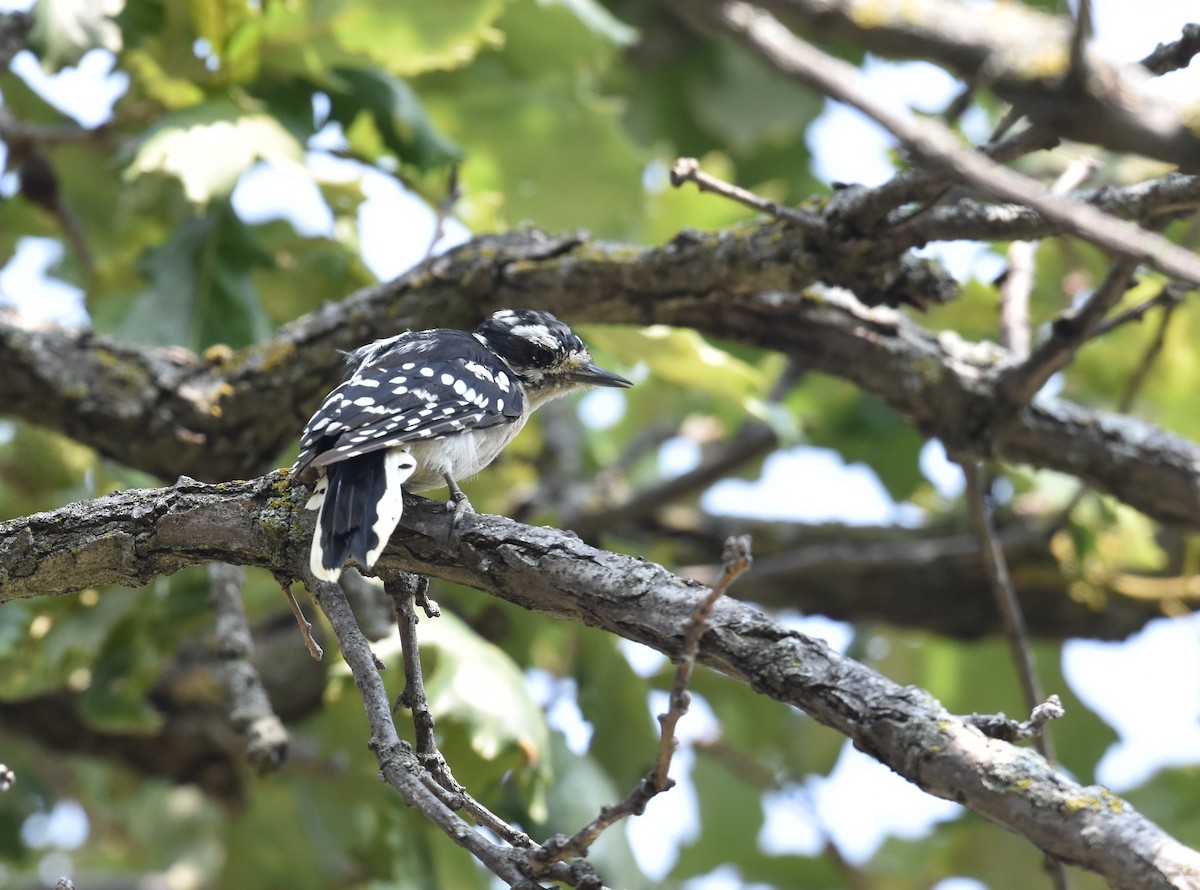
294, 328, 524, 582
294, 329, 525, 474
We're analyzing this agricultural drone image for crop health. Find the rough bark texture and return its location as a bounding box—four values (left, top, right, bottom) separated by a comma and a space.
1, 474, 1198, 889
5, 226, 1200, 529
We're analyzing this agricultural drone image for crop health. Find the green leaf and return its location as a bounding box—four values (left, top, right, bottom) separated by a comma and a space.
671, 748, 766, 878
185, 0, 251, 58
573, 631, 658, 788
419, 0, 647, 234
332, 0, 507, 77
118, 201, 273, 350
585, 325, 767, 409
325, 67, 462, 171
539, 735, 651, 889
802, 375, 926, 501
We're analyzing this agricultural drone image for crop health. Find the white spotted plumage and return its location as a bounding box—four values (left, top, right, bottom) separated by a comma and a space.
294, 309, 633, 582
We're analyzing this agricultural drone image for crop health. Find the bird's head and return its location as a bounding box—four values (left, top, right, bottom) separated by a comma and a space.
474, 309, 632, 406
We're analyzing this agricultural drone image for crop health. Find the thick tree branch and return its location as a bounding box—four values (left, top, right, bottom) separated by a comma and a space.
735, 0, 1200, 173
676, 0, 1200, 285
684, 516, 1179, 641
6, 229, 1200, 529
2, 475, 1199, 888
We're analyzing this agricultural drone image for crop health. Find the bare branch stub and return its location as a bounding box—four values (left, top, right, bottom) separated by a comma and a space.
964, 694, 1066, 744
210, 564, 290, 774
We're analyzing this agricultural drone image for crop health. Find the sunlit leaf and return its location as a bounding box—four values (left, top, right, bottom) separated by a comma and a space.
35, 0, 123, 70
332, 0, 507, 77
126, 99, 306, 205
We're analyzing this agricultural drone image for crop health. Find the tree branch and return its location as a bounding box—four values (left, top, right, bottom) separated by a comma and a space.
675, 0, 1200, 285
738, 0, 1200, 172
209, 563, 290, 773
7, 252, 1200, 529
2, 475, 1199, 888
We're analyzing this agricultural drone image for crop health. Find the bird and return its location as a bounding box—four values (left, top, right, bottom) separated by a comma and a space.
293, 308, 633, 582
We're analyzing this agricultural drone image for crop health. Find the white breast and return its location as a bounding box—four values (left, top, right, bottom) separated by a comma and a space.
403, 419, 528, 491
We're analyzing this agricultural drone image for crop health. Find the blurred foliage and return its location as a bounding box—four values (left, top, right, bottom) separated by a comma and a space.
3, 1, 1200, 888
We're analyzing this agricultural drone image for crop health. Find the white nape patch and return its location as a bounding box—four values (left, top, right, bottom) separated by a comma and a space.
364, 448, 418, 569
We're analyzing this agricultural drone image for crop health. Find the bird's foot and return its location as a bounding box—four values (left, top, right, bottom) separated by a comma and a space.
444, 475, 475, 529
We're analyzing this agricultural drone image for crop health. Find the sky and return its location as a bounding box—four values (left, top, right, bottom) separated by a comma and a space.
3, 1, 1200, 887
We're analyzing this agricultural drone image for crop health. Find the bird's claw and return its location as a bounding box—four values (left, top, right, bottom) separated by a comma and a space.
444, 475, 475, 531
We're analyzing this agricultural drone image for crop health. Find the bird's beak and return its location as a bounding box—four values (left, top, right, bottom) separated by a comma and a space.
570, 362, 633, 388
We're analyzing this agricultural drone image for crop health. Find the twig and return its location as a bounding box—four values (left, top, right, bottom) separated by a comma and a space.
670, 157, 826, 234
570, 361, 804, 538
303, 566, 549, 888
999, 240, 1036, 360
1092, 282, 1185, 339
686, 0, 1200, 286
1140, 23, 1200, 77
653, 534, 753, 789
961, 461, 1071, 890
997, 256, 1141, 407
536, 536, 753, 866
382, 571, 533, 850
1067, 0, 1094, 87
388, 574, 438, 756
1046, 289, 1183, 537
279, 576, 324, 660
960, 462, 1053, 760
423, 164, 462, 262
964, 694, 1066, 744
210, 564, 290, 773
999, 158, 1100, 360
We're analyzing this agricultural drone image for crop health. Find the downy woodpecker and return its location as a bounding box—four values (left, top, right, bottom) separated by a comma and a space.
294, 309, 632, 581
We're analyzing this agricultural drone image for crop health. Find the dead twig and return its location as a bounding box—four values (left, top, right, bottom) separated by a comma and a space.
670, 157, 826, 234
964, 694, 1066, 744
280, 576, 324, 660
383, 571, 534, 850
536, 535, 753, 866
